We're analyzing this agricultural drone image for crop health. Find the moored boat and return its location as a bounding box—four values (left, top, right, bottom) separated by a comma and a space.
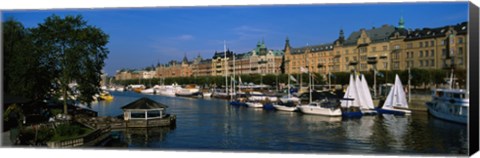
426, 88, 468, 124
298, 99, 342, 116
376, 74, 411, 115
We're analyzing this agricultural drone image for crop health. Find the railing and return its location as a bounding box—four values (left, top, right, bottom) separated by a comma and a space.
46, 125, 111, 148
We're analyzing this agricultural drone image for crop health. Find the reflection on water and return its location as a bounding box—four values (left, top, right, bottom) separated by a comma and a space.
90, 92, 468, 155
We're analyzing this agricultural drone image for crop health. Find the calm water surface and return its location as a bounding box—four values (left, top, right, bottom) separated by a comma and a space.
90, 91, 468, 155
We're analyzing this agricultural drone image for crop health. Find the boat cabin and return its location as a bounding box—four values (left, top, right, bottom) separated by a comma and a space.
121, 97, 168, 121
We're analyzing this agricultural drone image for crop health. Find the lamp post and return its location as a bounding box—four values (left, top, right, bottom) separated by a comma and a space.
317, 63, 326, 91
285, 60, 291, 97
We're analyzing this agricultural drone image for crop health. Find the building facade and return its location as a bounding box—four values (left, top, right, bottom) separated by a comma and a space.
116, 19, 468, 81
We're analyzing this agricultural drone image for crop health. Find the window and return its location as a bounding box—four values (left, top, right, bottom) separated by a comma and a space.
361, 56, 367, 61
420, 51, 423, 57
458, 47, 463, 55
458, 58, 463, 65
383, 46, 388, 51
431, 41, 435, 46
420, 60, 424, 67
393, 62, 399, 69
407, 43, 413, 49
372, 47, 376, 52
394, 45, 400, 50
425, 60, 429, 66
442, 49, 447, 57
425, 41, 429, 47
419, 42, 423, 47
425, 50, 429, 57
441, 40, 445, 46
345, 57, 349, 62
345, 50, 349, 54
431, 50, 435, 57
458, 37, 464, 44
431, 59, 434, 66
353, 57, 357, 61
383, 62, 388, 69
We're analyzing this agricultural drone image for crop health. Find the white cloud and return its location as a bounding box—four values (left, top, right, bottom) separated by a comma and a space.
175, 34, 194, 40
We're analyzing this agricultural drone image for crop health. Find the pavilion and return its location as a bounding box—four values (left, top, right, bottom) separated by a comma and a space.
121, 97, 168, 121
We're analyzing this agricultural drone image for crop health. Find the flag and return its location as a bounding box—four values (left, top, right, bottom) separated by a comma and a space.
300, 67, 309, 73
289, 75, 298, 82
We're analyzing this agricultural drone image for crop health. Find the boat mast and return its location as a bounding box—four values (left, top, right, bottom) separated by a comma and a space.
233, 52, 236, 100
224, 40, 228, 97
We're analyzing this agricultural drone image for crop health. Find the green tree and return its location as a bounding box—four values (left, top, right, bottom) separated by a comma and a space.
31, 15, 109, 114
3, 18, 54, 100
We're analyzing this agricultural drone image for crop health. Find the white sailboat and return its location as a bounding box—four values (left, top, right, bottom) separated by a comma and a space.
377, 74, 411, 115
359, 74, 377, 114
340, 74, 363, 117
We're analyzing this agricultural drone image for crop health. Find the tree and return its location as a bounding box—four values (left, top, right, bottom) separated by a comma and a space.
279, 55, 286, 74
3, 18, 54, 100
31, 15, 109, 114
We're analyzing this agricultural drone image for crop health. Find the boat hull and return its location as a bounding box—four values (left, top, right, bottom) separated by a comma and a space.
298, 106, 342, 116
246, 102, 263, 108
272, 104, 298, 112
426, 102, 467, 124
262, 103, 275, 110
376, 107, 411, 116
229, 101, 247, 107
342, 111, 363, 118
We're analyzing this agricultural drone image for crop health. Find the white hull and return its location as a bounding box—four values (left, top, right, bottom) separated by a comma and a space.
279, 96, 300, 103
381, 106, 412, 115
298, 105, 342, 116
141, 88, 156, 94
273, 104, 298, 112
246, 102, 263, 108
203, 92, 212, 97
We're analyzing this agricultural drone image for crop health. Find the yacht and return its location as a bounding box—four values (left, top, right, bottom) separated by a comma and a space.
426, 88, 468, 124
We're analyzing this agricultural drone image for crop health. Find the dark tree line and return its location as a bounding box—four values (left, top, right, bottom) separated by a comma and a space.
3, 15, 110, 114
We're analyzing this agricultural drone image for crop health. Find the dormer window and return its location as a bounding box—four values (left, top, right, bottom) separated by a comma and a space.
441, 29, 445, 33
462, 26, 466, 30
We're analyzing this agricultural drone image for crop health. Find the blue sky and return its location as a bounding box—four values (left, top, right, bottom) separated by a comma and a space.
2, 2, 468, 76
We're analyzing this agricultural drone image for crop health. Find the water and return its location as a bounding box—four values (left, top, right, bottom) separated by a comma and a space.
90, 91, 468, 155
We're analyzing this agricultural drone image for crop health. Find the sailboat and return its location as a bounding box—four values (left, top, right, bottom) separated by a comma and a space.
297, 68, 342, 116
376, 74, 411, 115
340, 74, 363, 118
359, 74, 377, 115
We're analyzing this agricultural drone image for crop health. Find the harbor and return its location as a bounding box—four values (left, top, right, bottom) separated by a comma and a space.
87, 90, 467, 154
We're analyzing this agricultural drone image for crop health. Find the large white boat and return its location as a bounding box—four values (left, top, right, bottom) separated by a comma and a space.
157, 84, 181, 97
377, 74, 411, 115
298, 100, 342, 116
426, 88, 468, 124
297, 71, 342, 116
175, 85, 202, 97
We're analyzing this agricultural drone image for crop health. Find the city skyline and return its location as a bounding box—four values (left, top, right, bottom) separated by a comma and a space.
2, 2, 468, 76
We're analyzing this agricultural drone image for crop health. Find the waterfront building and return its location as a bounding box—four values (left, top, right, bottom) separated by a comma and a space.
115, 19, 468, 81
399, 22, 468, 70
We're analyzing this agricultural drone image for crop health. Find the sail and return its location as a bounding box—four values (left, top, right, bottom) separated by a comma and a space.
394, 75, 409, 108
360, 74, 375, 109
382, 74, 408, 109
341, 74, 359, 108
355, 74, 367, 109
